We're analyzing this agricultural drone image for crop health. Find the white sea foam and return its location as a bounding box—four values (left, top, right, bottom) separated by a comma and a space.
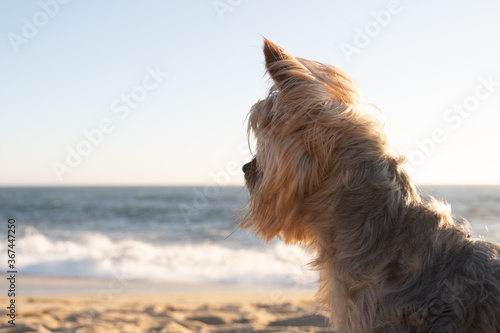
2, 226, 316, 286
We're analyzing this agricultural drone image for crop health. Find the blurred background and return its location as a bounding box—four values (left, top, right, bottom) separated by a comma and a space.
1, 0, 499, 289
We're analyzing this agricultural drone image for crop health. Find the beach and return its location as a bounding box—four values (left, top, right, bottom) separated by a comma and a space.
0, 277, 330, 333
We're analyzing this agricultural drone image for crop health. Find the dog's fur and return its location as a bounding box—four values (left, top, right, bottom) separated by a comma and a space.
240, 39, 500, 332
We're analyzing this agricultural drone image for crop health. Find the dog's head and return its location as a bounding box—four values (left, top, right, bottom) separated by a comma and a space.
241, 39, 409, 244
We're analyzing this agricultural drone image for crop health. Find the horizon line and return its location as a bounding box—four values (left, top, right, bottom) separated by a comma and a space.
1, 183, 500, 188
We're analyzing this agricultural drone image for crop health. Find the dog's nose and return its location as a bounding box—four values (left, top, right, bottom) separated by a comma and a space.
242, 161, 252, 173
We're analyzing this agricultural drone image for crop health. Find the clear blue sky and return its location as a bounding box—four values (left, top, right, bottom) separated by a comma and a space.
1, 0, 499, 186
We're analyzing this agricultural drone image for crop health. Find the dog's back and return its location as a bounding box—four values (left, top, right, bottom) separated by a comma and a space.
395, 239, 500, 332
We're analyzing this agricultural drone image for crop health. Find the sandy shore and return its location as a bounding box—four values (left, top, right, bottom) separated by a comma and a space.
0, 276, 331, 333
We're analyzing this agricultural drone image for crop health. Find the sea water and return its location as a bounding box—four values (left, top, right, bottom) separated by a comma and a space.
0, 186, 499, 286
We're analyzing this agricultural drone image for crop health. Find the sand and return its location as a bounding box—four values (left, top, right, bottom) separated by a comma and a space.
0, 276, 332, 333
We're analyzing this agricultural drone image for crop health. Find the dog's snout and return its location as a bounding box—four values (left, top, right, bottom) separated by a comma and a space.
242, 161, 252, 173
243, 159, 257, 173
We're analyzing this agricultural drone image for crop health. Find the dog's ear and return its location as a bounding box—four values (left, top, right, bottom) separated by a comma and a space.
263, 38, 313, 86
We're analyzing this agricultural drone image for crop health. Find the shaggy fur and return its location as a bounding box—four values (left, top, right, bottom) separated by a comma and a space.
240, 39, 500, 332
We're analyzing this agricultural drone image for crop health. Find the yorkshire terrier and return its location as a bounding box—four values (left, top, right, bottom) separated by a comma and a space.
240, 39, 500, 332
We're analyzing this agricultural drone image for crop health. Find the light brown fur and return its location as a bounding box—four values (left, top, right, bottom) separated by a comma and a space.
240, 39, 500, 332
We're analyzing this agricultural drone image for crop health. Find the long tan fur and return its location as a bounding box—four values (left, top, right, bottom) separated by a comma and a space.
240, 39, 500, 332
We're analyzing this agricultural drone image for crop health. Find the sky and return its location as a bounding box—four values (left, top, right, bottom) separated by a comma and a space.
1, 0, 500, 186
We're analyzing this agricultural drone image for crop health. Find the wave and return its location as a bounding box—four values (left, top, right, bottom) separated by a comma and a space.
1, 227, 316, 286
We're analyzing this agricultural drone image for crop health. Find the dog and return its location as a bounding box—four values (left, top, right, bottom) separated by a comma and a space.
240, 39, 500, 332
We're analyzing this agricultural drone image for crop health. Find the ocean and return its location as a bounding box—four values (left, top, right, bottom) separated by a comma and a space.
1, 186, 499, 286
